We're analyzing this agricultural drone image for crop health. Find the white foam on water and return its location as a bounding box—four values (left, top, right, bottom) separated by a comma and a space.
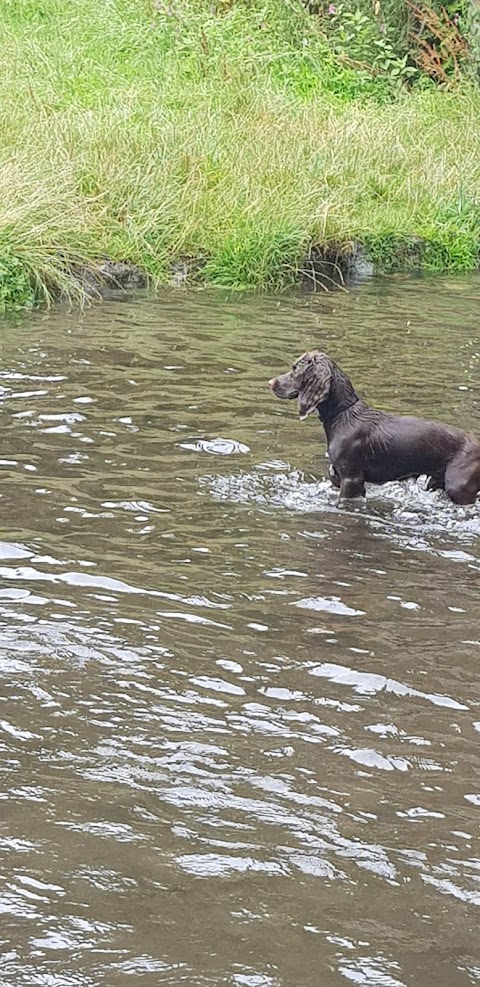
200, 466, 480, 552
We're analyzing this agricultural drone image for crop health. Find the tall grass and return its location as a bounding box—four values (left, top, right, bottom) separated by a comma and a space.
1, 0, 480, 306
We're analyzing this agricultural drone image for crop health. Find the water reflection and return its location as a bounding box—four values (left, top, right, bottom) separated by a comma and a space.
0, 277, 479, 985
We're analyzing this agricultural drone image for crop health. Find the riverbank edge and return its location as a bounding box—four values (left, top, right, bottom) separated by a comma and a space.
2, 234, 471, 310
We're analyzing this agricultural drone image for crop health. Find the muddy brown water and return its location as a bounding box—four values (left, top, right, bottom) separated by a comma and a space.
0, 277, 480, 987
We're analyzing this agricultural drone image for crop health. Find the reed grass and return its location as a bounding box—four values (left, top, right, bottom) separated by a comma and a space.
1, 0, 480, 306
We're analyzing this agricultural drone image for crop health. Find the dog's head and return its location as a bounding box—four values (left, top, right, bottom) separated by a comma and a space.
268, 351, 333, 421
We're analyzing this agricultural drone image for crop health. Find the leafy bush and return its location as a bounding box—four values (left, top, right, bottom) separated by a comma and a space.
324, 3, 418, 89
305, 1, 477, 88
0, 253, 34, 310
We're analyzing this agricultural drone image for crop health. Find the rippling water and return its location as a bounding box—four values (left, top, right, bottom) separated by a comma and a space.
1, 277, 480, 986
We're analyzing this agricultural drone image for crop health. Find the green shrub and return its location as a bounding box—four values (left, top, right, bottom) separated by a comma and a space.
0, 254, 34, 310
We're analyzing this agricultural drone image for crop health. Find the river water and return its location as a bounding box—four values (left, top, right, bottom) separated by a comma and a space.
0, 277, 479, 986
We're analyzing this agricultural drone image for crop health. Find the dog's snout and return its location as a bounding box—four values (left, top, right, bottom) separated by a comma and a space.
268, 377, 277, 389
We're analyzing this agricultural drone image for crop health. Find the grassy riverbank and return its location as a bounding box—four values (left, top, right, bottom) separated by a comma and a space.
1, 0, 480, 307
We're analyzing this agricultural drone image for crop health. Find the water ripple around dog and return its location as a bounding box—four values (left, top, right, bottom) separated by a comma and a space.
201, 465, 480, 551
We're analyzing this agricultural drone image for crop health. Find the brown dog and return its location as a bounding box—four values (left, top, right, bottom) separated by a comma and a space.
268, 351, 480, 504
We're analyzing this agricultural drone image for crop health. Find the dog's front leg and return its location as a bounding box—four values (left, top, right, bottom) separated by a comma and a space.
328, 463, 341, 489
339, 473, 366, 500
329, 443, 366, 500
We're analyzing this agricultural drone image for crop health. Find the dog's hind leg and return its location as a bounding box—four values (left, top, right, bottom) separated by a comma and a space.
444, 453, 480, 505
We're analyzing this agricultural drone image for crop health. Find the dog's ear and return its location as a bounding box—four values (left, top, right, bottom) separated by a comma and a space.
298, 352, 332, 421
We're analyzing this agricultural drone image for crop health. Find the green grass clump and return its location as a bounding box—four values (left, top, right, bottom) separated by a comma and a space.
0, 0, 480, 307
